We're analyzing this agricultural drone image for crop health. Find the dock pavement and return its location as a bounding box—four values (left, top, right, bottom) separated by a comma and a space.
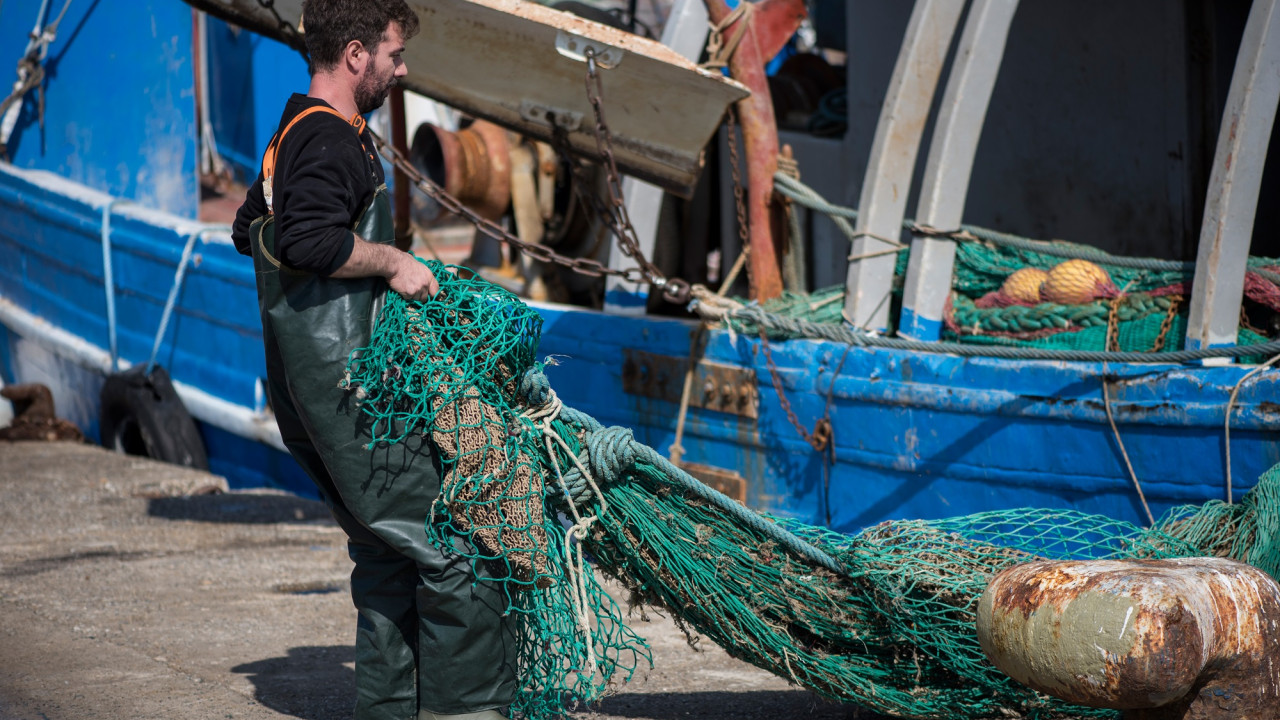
0, 441, 858, 720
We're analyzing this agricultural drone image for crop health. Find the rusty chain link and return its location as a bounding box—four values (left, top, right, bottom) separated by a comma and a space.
254, 0, 307, 54
373, 49, 694, 304
377, 131, 653, 286
725, 106, 752, 289
759, 329, 830, 452
1151, 295, 1182, 352
581, 49, 691, 303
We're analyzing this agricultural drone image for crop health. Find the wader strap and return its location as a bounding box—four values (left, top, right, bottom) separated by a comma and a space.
261, 106, 369, 214
254, 184, 389, 273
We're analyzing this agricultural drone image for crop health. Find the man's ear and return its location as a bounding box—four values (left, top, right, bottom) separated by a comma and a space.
343, 39, 367, 73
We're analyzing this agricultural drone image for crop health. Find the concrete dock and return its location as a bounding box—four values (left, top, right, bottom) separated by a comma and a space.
0, 441, 859, 720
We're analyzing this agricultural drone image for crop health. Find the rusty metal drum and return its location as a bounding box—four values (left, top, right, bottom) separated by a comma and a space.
976, 557, 1280, 720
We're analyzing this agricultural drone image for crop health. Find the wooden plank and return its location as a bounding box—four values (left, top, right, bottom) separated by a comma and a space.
899, 0, 1019, 341
1185, 0, 1280, 358
842, 0, 966, 332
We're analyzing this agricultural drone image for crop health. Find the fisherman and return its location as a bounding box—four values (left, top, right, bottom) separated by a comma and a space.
230, 2, 516, 718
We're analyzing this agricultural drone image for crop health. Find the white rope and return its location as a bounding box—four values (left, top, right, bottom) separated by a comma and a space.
1224, 353, 1280, 504
1101, 370, 1153, 525
521, 388, 609, 688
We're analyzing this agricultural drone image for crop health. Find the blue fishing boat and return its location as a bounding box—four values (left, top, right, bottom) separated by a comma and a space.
1, 0, 1278, 536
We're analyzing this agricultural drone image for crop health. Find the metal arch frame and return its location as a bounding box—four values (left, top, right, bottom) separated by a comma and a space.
898, 0, 1020, 341
1185, 0, 1280, 358
842, 0, 967, 332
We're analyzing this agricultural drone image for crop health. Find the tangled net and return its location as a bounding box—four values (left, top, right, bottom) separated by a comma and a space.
343, 260, 1280, 720
732, 241, 1279, 357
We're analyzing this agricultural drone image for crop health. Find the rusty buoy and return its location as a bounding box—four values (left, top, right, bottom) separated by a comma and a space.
976, 557, 1280, 719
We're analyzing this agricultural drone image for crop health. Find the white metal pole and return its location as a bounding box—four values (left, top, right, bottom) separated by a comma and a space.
842, 0, 966, 332
1185, 0, 1280, 360
899, 0, 1019, 341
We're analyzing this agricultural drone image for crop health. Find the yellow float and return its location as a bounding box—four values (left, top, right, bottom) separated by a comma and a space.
1040, 259, 1114, 304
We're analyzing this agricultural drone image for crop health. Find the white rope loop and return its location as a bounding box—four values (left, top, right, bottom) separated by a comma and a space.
521, 386, 610, 688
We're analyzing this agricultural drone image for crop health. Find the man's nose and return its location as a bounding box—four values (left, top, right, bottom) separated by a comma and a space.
395, 60, 408, 77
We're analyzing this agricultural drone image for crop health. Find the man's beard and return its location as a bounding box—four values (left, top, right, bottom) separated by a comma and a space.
355, 67, 395, 115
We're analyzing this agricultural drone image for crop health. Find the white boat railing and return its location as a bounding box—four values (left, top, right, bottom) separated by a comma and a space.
900, 0, 1020, 341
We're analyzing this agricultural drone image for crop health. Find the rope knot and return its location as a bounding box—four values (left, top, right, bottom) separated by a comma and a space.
587, 426, 636, 484
517, 365, 553, 409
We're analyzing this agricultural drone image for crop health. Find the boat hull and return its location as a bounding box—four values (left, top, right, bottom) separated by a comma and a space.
2, 162, 1278, 531
534, 305, 1280, 531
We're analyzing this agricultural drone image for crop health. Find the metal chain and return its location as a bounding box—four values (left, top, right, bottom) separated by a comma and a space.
376, 134, 653, 285
581, 49, 690, 303
371, 51, 694, 304
1105, 296, 1123, 352
725, 106, 752, 289
1151, 295, 1182, 352
1239, 302, 1267, 338
759, 329, 830, 452
256, 0, 306, 48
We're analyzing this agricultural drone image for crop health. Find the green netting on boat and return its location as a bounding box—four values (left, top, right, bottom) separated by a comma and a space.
342, 262, 1280, 720
737, 238, 1280, 355
944, 240, 1193, 298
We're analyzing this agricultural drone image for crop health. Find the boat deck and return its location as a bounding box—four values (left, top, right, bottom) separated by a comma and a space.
0, 441, 862, 720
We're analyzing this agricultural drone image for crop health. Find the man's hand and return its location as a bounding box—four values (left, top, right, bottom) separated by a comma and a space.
387, 252, 439, 301
330, 234, 439, 300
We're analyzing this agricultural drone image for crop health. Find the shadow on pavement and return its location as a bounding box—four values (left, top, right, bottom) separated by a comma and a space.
231, 649, 875, 720
147, 493, 335, 524
591, 689, 865, 719
232, 645, 355, 719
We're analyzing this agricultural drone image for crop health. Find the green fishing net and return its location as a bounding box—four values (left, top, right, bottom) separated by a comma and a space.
342, 259, 1280, 720
739, 239, 1278, 355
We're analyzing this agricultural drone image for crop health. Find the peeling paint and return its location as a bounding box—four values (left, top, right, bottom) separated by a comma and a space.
978, 558, 1280, 718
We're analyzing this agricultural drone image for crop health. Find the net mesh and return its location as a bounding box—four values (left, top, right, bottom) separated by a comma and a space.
737, 241, 1279, 356
342, 260, 1280, 720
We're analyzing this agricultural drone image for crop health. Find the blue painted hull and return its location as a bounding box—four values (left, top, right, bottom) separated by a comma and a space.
3, 160, 1278, 531
1, 0, 1276, 533
536, 305, 1280, 532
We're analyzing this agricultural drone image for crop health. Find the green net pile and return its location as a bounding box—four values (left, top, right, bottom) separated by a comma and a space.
343, 260, 1280, 720
738, 237, 1280, 355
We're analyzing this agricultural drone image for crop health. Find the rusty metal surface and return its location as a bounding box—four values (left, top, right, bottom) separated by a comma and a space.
621, 348, 758, 419
706, 0, 806, 301
412, 120, 511, 222
977, 557, 1280, 719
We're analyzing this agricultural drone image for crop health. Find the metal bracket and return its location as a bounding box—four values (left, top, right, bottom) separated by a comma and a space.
555, 30, 624, 68
677, 461, 748, 503
519, 100, 583, 132
622, 349, 758, 418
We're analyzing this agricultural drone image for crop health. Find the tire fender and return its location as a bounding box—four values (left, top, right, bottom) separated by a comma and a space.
99, 365, 209, 471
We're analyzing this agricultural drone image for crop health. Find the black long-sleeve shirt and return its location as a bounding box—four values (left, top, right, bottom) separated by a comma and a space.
231, 94, 383, 275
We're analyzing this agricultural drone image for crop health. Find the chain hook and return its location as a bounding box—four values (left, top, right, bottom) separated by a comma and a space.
584, 47, 598, 78
660, 278, 692, 305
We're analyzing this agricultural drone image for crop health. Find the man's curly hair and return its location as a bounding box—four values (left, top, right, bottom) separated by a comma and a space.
302, 0, 420, 75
